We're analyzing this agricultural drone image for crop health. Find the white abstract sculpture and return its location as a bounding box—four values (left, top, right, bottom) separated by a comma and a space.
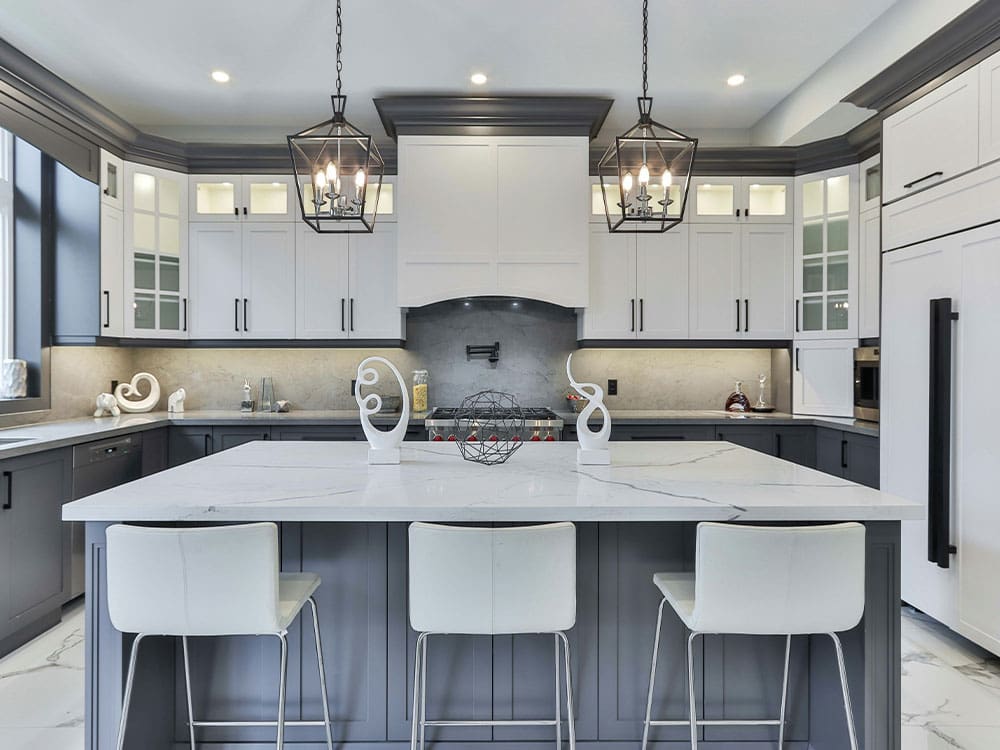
114, 372, 161, 413
566, 353, 611, 465
1, 359, 27, 399
94, 393, 120, 418
355, 357, 411, 465
168, 388, 186, 414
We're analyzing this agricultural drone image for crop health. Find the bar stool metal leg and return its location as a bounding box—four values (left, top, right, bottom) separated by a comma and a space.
777, 635, 791, 749
641, 597, 667, 750
686, 632, 699, 750
307, 597, 335, 750
830, 633, 859, 750
557, 632, 576, 750
276, 632, 289, 750
181, 636, 197, 749
115, 633, 146, 750
419, 634, 428, 750
554, 634, 562, 749
410, 632, 426, 750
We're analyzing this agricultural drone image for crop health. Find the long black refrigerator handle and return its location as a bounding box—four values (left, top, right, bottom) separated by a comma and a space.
927, 297, 958, 568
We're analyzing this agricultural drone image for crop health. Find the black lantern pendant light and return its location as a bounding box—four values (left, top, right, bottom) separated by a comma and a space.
598, 0, 697, 233
287, 0, 384, 233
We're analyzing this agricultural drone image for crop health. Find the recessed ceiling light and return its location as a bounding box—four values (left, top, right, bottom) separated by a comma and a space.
470, 72, 488, 86
727, 73, 746, 87
211, 70, 231, 83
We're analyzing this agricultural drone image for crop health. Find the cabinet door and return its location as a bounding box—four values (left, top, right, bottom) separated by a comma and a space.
580, 228, 636, 340
636, 228, 689, 339
188, 223, 243, 339
775, 427, 816, 468
742, 177, 792, 223
296, 228, 350, 339
125, 163, 188, 338
189, 175, 241, 222
213, 426, 271, 451
741, 224, 793, 339
241, 175, 296, 221
99, 149, 124, 210
688, 225, 741, 339
844, 433, 879, 489
349, 224, 403, 340
792, 339, 855, 417
689, 178, 740, 223
881, 236, 961, 625
609, 425, 716, 441
815, 428, 846, 478
99, 203, 125, 337
168, 427, 214, 467
273, 426, 363, 441
980, 52, 1000, 165
715, 425, 776, 455
858, 207, 881, 340
956, 223, 1000, 653
0, 450, 69, 637
882, 66, 979, 203
242, 223, 296, 339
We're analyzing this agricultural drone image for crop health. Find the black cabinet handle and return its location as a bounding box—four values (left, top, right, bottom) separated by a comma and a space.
242, 206, 248, 216
735, 208, 741, 218
234, 298, 239, 332
795, 300, 800, 333
928, 297, 959, 568
2, 471, 11, 510
630, 299, 635, 332
903, 171, 944, 190
736, 299, 741, 333
639, 298, 644, 332
795, 347, 800, 372
243, 298, 248, 332
103, 290, 111, 329
744, 299, 749, 332
203, 434, 213, 456
745, 207, 751, 217
341, 298, 346, 332
841, 439, 848, 470
349, 298, 355, 332
182, 298, 188, 332
776, 433, 782, 455
233, 207, 239, 217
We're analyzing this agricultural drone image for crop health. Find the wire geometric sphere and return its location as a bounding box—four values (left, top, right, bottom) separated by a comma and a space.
287, 95, 385, 234
597, 97, 698, 233
454, 390, 526, 466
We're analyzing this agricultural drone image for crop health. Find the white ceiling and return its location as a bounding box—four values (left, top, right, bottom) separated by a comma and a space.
0, 0, 910, 147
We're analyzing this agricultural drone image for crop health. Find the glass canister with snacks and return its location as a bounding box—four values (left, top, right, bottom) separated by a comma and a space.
412, 369, 429, 412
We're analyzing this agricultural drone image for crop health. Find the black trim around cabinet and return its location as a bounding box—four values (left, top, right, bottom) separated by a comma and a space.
51, 336, 408, 349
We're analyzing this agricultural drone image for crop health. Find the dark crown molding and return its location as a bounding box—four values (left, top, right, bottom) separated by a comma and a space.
374, 96, 613, 140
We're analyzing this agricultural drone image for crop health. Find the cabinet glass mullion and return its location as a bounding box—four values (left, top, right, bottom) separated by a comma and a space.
800, 174, 851, 334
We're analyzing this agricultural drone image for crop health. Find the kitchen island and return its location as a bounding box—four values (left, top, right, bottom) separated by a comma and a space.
64, 440, 919, 749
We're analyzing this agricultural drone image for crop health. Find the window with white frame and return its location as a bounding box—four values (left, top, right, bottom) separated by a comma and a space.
0, 127, 12, 363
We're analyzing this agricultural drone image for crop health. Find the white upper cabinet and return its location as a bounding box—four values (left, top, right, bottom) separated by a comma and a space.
740, 224, 793, 339
188, 224, 243, 338
579, 228, 637, 339
189, 175, 297, 222
792, 339, 856, 417
688, 225, 742, 338
688, 177, 792, 223
882, 65, 979, 203
794, 165, 858, 340
241, 224, 296, 337
99, 202, 124, 337
348, 224, 404, 340
397, 136, 588, 307
124, 163, 188, 339
858, 206, 881, 340
980, 51, 1000, 164
99, 150, 124, 210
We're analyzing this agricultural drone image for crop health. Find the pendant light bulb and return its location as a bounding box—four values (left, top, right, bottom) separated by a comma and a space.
355, 168, 366, 188
661, 169, 673, 188
314, 170, 327, 189
325, 162, 338, 187
638, 164, 650, 185
622, 171, 634, 194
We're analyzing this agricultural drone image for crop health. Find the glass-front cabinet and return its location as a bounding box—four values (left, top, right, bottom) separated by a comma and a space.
794, 165, 858, 340
688, 177, 793, 223
189, 175, 298, 222
125, 163, 188, 338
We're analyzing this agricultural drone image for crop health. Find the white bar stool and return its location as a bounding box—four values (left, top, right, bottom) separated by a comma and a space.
408, 521, 577, 750
641, 522, 865, 750
106, 523, 334, 750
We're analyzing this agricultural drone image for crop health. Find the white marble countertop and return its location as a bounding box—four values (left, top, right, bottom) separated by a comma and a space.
63, 440, 919, 523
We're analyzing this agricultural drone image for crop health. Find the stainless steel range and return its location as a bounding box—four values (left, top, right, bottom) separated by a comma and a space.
426, 407, 564, 442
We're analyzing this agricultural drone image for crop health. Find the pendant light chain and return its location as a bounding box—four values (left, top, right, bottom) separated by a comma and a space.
641, 0, 648, 98
335, 0, 343, 98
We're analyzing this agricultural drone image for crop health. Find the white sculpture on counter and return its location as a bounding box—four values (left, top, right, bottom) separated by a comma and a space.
1, 359, 27, 399
93, 392, 120, 418
168, 388, 186, 414
566, 353, 611, 465
114, 372, 161, 413
355, 356, 411, 465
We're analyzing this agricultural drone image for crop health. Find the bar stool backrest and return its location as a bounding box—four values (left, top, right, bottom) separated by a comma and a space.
106, 523, 281, 636
408, 522, 576, 634
692, 522, 866, 635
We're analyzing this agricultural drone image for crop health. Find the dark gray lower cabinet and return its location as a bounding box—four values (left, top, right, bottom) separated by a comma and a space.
213, 426, 271, 451
0, 448, 71, 650
139, 428, 168, 476
715, 425, 777, 455
716, 425, 817, 468
611, 425, 716, 441
168, 426, 213, 467
273, 426, 364, 441
817, 428, 879, 488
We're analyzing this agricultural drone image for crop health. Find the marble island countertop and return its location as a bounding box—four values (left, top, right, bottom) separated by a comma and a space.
63, 440, 919, 523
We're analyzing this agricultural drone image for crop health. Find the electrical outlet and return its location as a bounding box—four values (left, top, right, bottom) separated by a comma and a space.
607, 379, 618, 396
351, 379, 357, 397
110, 380, 119, 393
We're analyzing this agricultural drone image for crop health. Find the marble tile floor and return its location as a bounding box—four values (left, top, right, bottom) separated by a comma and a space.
0, 602, 998, 750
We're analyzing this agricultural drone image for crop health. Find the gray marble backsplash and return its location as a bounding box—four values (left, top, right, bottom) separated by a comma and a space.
0, 301, 784, 425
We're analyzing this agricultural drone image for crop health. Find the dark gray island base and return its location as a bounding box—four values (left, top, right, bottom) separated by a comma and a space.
84, 520, 901, 750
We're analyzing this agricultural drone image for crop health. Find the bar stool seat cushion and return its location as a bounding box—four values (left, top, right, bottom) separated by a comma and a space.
278, 573, 322, 631
652, 572, 696, 629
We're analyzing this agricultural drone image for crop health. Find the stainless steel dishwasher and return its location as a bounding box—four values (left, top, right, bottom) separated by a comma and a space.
68, 434, 143, 598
